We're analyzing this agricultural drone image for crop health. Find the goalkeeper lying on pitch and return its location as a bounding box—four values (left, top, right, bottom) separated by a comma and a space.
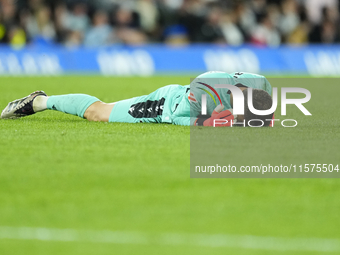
1, 72, 274, 127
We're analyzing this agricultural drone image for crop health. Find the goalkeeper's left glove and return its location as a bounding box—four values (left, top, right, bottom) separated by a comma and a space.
194, 105, 237, 127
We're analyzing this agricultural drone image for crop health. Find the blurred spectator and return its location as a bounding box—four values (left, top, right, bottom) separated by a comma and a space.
54, 2, 90, 47
1, 0, 17, 24
1, 0, 340, 47
84, 10, 113, 47
235, 1, 257, 38
7, 24, 26, 48
113, 5, 147, 45
200, 7, 225, 43
304, 0, 338, 24
267, 4, 281, 29
220, 10, 244, 46
112, 4, 140, 28
28, 0, 45, 13
279, 0, 300, 39
320, 19, 338, 43
0, 0, 27, 47
163, 0, 184, 10
25, 5, 56, 43
54, 3, 69, 43
286, 5, 309, 44
309, 6, 340, 44
250, 0, 268, 21
178, 3, 223, 43
164, 24, 189, 45
0, 12, 6, 43
64, 30, 83, 47
136, 0, 159, 33
251, 13, 281, 46
61, 2, 90, 34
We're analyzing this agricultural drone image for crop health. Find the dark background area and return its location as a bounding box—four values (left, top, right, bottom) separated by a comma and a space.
1, 0, 340, 48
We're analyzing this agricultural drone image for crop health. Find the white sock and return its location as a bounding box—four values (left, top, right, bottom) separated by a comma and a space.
33, 96, 49, 112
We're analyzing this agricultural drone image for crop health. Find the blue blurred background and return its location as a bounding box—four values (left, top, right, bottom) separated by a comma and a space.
0, 0, 340, 76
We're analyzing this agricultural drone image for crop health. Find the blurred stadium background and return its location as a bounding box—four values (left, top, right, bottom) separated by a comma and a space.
0, 0, 340, 76
1, 1, 340, 255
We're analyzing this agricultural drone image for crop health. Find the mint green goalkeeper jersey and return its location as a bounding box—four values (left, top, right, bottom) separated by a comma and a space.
165, 71, 272, 126
109, 71, 272, 125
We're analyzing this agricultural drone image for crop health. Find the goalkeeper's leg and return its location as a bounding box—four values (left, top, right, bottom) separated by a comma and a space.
42, 94, 115, 122
40, 93, 164, 123
1, 92, 114, 122
41, 88, 168, 123
1, 86, 170, 123
83, 101, 115, 122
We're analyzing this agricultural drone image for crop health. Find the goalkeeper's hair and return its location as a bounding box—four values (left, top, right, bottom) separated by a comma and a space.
243, 89, 273, 127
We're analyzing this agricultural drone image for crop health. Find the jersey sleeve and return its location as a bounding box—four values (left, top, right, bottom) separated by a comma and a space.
169, 86, 200, 126
188, 89, 202, 119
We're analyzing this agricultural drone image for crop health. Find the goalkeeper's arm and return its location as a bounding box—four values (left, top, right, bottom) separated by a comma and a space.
172, 105, 237, 127
194, 106, 237, 127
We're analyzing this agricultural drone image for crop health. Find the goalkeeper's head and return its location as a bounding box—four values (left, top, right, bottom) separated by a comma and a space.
231, 88, 274, 127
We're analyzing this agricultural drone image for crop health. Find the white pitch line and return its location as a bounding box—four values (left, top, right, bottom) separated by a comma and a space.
0, 226, 339, 252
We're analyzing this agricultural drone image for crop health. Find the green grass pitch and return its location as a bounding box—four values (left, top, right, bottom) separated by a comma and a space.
0, 76, 339, 255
